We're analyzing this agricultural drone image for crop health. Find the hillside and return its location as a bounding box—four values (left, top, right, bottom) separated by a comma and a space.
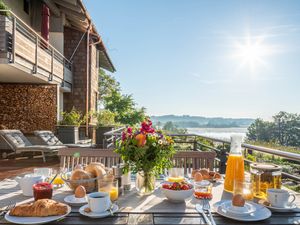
150, 115, 254, 128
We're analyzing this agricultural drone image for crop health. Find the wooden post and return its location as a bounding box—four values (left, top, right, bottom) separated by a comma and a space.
11, 17, 16, 63
33, 36, 38, 73
50, 48, 54, 81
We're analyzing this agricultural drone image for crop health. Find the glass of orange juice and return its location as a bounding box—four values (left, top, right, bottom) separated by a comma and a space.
233, 180, 253, 200
98, 179, 119, 202
167, 168, 184, 182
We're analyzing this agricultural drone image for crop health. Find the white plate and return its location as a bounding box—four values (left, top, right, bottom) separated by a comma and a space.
214, 200, 271, 222
266, 203, 298, 212
5, 205, 71, 225
79, 204, 118, 218
220, 201, 256, 215
64, 195, 87, 206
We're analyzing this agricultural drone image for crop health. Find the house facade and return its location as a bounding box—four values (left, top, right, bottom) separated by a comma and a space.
0, 0, 115, 135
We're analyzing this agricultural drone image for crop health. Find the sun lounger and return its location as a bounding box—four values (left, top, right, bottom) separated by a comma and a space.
0, 130, 66, 162
33, 130, 92, 148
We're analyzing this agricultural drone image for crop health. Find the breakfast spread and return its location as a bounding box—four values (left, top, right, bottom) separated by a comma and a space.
9, 199, 68, 217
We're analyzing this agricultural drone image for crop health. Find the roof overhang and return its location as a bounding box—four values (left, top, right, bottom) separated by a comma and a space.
43, 0, 116, 72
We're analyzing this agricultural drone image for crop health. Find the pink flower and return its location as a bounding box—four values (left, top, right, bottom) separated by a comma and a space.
140, 120, 155, 133
127, 127, 133, 134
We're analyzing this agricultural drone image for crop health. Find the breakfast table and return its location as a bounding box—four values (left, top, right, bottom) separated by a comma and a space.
1, 178, 300, 225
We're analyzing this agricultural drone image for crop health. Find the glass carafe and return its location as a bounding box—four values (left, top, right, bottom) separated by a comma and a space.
224, 135, 245, 192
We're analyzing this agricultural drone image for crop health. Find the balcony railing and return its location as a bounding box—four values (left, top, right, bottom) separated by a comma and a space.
0, 10, 72, 87
103, 127, 300, 184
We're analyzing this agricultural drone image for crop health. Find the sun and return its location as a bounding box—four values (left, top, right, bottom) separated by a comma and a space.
233, 35, 272, 71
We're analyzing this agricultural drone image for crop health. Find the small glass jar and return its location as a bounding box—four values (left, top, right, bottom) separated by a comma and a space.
194, 180, 212, 199
33, 182, 53, 201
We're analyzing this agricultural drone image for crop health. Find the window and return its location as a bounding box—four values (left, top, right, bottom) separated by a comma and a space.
23, 0, 30, 14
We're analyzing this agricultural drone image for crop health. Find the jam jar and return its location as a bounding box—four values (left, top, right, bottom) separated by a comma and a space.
33, 182, 53, 201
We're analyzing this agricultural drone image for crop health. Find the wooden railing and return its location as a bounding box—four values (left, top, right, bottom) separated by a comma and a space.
0, 10, 72, 87
103, 127, 300, 182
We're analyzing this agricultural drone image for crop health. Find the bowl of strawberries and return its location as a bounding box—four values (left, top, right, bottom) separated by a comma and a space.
161, 181, 194, 202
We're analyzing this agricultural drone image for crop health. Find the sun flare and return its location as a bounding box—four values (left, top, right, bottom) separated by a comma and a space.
233, 35, 273, 71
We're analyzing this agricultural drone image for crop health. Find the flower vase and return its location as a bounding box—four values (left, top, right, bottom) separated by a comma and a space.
135, 171, 156, 195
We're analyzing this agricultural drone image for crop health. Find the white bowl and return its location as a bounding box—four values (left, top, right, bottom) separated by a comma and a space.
161, 186, 193, 202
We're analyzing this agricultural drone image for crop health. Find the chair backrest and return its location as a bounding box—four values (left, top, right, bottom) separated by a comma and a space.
58, 148, 216, 173
34, 130, 63, 146
0, 129, 32, 150
58, 148, 121, 171
172, 151, 216, 174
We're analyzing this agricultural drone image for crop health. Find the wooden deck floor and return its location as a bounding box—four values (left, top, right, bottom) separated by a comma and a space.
0, 156, 59, 180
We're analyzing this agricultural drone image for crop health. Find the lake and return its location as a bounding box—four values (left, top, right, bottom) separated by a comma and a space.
187, 127, 248, 141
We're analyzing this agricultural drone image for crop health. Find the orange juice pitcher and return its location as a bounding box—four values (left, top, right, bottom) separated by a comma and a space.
224, 135, 245, 192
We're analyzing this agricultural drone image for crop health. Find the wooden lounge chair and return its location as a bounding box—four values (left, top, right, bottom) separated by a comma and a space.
0, 130, 66, 162
33, 130, 92, 148
58, 148, 216, 172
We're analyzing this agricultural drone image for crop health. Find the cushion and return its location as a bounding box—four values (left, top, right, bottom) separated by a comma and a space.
0, 130, 32, 148
34, 130, 63, 146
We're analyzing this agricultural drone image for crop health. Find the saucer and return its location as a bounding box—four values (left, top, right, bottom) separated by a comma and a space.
220, 201, 256, 215
79, 204, 118, 218
214, 200, 271, 222
64, 195, 87, 206
266, 203, 298, 212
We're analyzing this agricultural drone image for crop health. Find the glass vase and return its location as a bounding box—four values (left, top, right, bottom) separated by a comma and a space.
135, 171, 156, 195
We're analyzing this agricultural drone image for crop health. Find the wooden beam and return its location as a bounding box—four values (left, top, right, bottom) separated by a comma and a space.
43, 0, 61, 17
53, 0, 82, 13
69, 20, 88, 30
59, 6, 86, 21
62, 0, 78, 6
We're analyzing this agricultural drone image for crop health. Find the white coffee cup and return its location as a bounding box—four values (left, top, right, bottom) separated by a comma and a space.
267, 189, 296, 208
88, 192, 111, 213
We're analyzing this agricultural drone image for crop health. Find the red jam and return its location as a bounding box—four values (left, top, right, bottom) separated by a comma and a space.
194, 191, 213, 199
33, 182, 53, 201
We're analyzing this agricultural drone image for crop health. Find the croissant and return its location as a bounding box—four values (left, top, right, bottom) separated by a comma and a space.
9, 199, 68, 217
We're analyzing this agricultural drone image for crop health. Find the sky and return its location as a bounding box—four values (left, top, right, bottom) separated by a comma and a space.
84, 0, 300, 119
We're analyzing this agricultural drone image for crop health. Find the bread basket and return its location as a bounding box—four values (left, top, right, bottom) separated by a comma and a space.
61, 172, 99, 193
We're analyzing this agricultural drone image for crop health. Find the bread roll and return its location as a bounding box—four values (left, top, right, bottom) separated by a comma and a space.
85, 163, 106, 178
71, 169, 91, 180
70, 169, 95, 191
199, 168, 210, 179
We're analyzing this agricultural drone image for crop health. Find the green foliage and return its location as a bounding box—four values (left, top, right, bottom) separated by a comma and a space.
59, 108, 85, 126
99, 69, 146, 125
0, 0, 10, 16
246, 111, 300, 147
98, 69, 120, 100
96, 110, 115, 127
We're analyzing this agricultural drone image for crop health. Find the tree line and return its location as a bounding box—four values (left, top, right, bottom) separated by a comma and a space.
247, 111, 300, 147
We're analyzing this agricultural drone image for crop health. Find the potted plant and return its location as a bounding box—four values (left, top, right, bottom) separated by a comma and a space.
115, 120, 175, 195
57, 108, 85, 144
95, 110, 116, 147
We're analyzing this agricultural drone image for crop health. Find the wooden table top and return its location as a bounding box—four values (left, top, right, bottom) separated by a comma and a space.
1, 178, 300, 225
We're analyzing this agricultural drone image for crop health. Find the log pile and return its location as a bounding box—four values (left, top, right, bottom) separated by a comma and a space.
0, 84, 57, 134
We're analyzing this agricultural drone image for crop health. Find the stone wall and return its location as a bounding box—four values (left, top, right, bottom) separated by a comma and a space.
0, 84, 57, 134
